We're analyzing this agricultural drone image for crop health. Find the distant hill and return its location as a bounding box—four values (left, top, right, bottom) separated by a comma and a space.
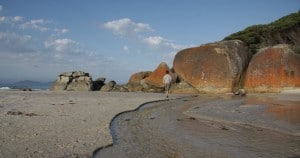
224, 11, 300, 54
10, 80, 52, 90
13, 80, 43, 86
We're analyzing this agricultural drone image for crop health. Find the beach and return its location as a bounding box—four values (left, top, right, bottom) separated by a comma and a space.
0, 91, 175, 158
95, 92, 300, 158
1, 90, 299, 158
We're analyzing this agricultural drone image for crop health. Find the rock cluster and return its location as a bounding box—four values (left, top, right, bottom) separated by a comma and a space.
51, 71, 93, 91
51, 41, 300, 94
51, 71, 129, 92
126, 62, 202, 93
126, 42, 299, 94
126, 62, 170, 93
51, 43, 299, 94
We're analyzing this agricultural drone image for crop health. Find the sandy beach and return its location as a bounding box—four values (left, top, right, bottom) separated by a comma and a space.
1, 90, 299, 158
0, 91, 177, 158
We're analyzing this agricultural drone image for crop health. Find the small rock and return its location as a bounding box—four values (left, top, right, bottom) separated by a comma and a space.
7, 111, 23, 115
221, 126, 229, 130
188, 117, 196, 120
25, 113, 38, 116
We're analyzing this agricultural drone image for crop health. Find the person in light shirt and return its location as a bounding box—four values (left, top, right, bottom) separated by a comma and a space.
163, 70, 172, 98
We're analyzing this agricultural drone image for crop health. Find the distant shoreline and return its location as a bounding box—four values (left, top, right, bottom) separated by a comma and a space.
0, 86, 50, 91
0, 83, 52, 91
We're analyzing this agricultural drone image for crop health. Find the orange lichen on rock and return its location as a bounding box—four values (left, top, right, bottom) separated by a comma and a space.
143, 62, 172, 87
173, 40, 251, 93
128, 71, 152, 84
244, 44, 300, 92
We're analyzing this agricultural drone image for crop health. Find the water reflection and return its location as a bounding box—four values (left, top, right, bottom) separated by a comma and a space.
244, 94, 300, 124
268, 102, 300, 123
94, 95, 300, 158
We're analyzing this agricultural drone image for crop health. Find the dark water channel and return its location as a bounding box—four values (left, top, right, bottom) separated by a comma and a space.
93, 95, 300, 158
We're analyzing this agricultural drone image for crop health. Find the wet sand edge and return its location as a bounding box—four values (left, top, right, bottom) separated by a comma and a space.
92, 95, 198, 157
183, 93, 300, 136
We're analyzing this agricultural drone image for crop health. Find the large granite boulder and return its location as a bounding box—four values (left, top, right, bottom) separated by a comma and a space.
100, 80, 116, 92
111, 84, 129, 92
126, 63, 172, 92
244, 44, 300, 92
173, 40, 252, 93
127, 71, 151, 92
171, 80, 199, 94
126, 79, 164, 93
127, 83, 144, 92
143, 62, 173, 87
93, 77, 106, 90
128, 71, 152, 84
51, 71, 93, 91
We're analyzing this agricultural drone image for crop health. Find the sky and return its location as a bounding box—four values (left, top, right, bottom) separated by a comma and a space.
0, 0, 299, 83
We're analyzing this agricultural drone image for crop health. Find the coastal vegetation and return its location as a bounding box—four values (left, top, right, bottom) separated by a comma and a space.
224, 11, 300, 54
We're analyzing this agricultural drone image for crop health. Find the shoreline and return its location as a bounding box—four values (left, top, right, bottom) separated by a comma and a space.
184, 93, 300, 136
92, 94, 198, 156
1, 91, 299, 157
92, 99, 169, 156
94, 93, 300, 158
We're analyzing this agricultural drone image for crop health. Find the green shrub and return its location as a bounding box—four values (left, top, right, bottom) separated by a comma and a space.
224, 12, 300, 54
293, 45, 300, 54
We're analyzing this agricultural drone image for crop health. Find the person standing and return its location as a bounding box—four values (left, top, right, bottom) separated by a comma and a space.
163, 70, 172, 98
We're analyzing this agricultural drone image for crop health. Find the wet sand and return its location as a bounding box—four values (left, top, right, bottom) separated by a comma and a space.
1, 91, 299, 158
0, 91, 172, 158
94, 93, 300, 158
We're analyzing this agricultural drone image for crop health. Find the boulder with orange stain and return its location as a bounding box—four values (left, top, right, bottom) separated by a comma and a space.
143, 62, 173, 87
128, 71, 152, 84
173, 40, 251, 93
244, 44, 300, 92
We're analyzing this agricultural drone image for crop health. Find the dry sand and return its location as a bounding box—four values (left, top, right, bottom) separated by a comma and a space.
0, 91, 180, 158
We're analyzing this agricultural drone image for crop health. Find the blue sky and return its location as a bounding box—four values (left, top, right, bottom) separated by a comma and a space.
0, 0, 299, 83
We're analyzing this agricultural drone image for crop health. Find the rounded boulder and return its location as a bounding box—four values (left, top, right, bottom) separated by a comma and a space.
244, 44, 300, 92
173, 40, 251, 93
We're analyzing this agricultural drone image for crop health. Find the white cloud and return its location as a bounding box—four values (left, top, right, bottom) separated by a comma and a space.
144, 36, 164, 46
54, 28, 68, 35
104, 18, 189, 54
0, 5, 3, 12
0, 16, 23, 26
13, 16, 23, 22
44, 38, 78, 52
0, 16, 5, 22
144, 36, 185, 50
0, 15, 23, 24
123, 45, 129, 53
20, 19, 49, 31
103, 18, 153, 37
143, 35, 195, 67
0, 32, 31, 41
0, 32, 32, 52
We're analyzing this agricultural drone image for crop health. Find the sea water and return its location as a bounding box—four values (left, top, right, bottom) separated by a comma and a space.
0, 82, 52, 91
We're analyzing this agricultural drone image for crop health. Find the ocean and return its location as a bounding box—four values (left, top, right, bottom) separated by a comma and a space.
0, 81, 53, 91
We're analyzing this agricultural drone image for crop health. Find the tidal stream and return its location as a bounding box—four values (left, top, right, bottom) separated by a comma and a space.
93, 94, 300, 158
